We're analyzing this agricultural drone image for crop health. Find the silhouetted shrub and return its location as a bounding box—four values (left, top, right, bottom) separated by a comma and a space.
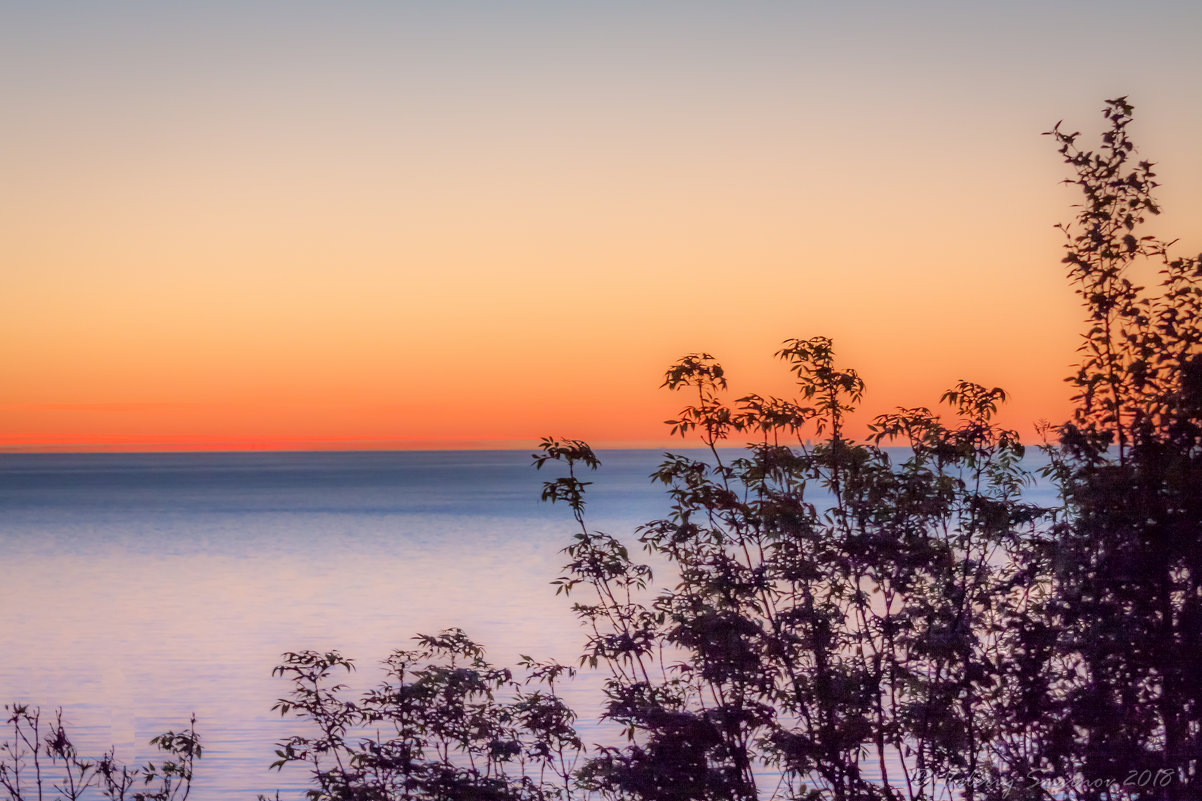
265, 633, 582, 801
1028, 97, 1202, 801
0, 704, 199, 801
525, 98, 1201, 801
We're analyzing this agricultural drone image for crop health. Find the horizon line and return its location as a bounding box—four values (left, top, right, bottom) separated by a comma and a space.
0, 438, 683, 455
0, 437, 1059, 455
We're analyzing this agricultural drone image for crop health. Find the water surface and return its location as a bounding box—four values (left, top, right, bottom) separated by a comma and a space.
0, 450, 669, 798
0, 447, 1056, 797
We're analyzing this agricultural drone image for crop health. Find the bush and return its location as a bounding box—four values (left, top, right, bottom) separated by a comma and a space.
526, 98, 1202, 801
0, 704, 199, 801
267, 98, 1202, 801
1031, 97, 1202, 800
265, 636, 582, 801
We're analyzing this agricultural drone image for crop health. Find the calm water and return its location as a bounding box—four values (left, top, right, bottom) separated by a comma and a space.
0, 449, 674, 798
0, 448, 1056, 798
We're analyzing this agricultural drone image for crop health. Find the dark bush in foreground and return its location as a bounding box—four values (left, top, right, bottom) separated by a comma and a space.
1, 704, 199, 801
264, 634, 581, 801
266, 99, 1201, 801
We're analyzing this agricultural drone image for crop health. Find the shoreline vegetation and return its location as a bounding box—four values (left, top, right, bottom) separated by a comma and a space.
5, 100, 1201, 800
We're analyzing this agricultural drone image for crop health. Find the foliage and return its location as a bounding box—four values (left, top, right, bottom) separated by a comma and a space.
263, 632, 583, 801
536, 362, 1044, 801
0, 704, 199, 801
521, 97, 1201, 801
249, 97, 1202, 801
1033, 97, 1202, 800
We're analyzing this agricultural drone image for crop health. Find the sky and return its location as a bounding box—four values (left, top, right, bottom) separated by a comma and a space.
2, 1, 1200, 451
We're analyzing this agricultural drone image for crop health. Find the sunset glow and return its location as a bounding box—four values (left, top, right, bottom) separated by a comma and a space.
3, 2, 1200, 451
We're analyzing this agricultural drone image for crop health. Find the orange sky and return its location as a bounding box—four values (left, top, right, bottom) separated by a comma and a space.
2, 3, 1200, 451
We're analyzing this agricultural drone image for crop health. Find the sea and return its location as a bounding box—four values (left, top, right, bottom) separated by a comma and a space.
0, 449, 682, 798
0, 448, 1057, 798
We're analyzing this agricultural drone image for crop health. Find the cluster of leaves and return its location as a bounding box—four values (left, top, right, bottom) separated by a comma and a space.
263, 630, 583, 801
0, 704, 199, 801
1033, 98, 1202, 799
525, 98, 1202, 801
537, 356, 1043, 801
255, 98, 1202, 801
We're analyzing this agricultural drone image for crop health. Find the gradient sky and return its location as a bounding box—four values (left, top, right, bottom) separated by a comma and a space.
2, 1, 1200, 451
